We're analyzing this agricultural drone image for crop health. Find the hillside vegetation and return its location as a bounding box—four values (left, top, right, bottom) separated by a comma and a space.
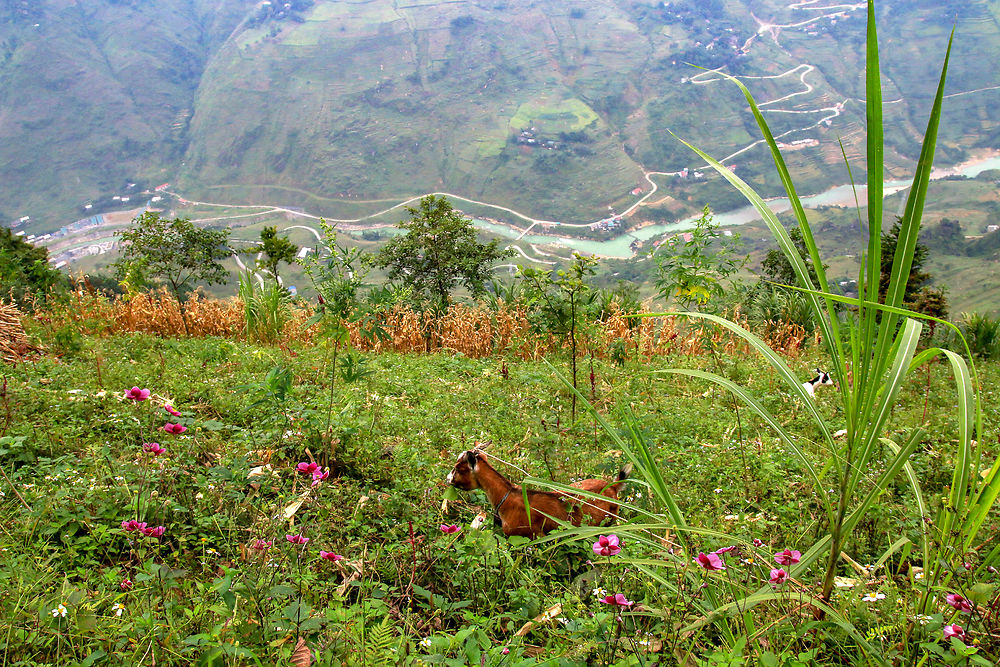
1, 299, 998, 664
5, 0, 1000, 230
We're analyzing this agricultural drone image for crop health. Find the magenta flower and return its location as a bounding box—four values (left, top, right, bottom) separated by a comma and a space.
120, 520, 147, 532
600, 593, 634, 607
163, 423, 187, 435
164, 404, 181, 417
697, 552, 726, 571
286, 534, 309, 545
774, 549, 801, 566
319, 551, 344, 562
311, 468, 330, 487
142, 442, 166, 456
752, 538, 765, 547
251, 539, 273, 551
120, 579, 134, 591
592, 534, 622, 557
296, 461, 320, 476
125, 387, 150, 401
439, 524, 461, 534
769, 568, 788, 585
946, 593, 973, 613
714, 545, 738, 555
141, 525, 166, 538
942, 624, 965, 640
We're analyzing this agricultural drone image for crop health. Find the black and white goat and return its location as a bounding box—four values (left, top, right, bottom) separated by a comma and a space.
802, 368, 834, 398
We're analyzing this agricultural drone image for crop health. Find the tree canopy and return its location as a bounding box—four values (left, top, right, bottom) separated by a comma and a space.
373, 195, 514, 309
0, 227, 65, 301
113, 212, 233, 333
254, 226, 299, 284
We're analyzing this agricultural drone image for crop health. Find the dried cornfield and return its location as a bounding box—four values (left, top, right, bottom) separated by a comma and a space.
0, 302, 32, 363
33, 287, 809, 360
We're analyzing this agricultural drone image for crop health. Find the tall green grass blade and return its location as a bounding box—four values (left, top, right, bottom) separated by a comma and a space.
864, 29, 953, 431
659, 367, 834, 523
842, 429, 924, 536
846, 318, 922, 501
936, 349, 973, 519
543, 359, 688, 532
641, 311, 834, 444
679, 68, 850, 414
861, 0, 884, 382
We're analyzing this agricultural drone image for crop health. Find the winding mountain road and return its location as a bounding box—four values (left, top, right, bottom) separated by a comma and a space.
114, 0, 994, 265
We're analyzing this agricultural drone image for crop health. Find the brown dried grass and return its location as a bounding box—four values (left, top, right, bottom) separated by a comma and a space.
0, 302, 32, 363
33, 286, 809, 360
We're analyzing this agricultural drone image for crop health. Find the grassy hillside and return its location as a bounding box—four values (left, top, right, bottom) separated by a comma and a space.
2, 318, 998, 663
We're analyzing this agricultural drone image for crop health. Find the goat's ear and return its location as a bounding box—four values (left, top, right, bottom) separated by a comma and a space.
465, 450, 479, 468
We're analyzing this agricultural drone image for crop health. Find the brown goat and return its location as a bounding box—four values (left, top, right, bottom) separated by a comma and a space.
446, 449, 630, 538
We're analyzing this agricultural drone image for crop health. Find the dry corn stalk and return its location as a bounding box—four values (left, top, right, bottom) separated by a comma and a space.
0, 302, 32, 363
31, 285, 806, 360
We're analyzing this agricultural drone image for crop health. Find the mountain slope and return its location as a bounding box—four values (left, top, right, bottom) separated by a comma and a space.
0, 0, 253, 227
3, 0, 1000, 231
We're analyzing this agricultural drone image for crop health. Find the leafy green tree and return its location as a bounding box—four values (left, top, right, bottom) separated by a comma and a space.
653, 206, 746, 313
521, 253, 598, 420
373, 195, 514, 310
0, 227, 65, 302
254, 226, 299, 284
113, 212, 233, 335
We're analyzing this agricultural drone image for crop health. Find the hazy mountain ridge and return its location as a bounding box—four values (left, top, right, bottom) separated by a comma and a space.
3, 0, 1000, 232
0, 0, 254, 224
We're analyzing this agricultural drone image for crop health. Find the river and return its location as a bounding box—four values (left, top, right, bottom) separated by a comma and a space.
473, 154, 1000, 259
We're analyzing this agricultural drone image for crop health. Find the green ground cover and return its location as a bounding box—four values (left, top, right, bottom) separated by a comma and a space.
1, 325, 997, 664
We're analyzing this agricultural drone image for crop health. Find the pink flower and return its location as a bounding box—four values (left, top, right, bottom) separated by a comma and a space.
251, 539, 273, 551
120, 520, 147, 532
439, 524, 461, 534
311, 468, 329, 487
120, 579, 134, 591
600, 593, 634, 607
296, 461, 320, 476
163, 423, 187, 435
942, 624, 965, 640
125, 387, 150, 401
697, 552, 726, 571
774, 549, 801, 566
286, 534, 309, 545
141, 525, 165, 538
319, 551, 344, 562
142, 442, 165, 456
752, 538, 765, 547
769, 568, 788, 585
714, 545, 738, 555
946, 593, 973, 613
501, 648, 510, 655
164, 404, 181, 417
592, 534, 622, 557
